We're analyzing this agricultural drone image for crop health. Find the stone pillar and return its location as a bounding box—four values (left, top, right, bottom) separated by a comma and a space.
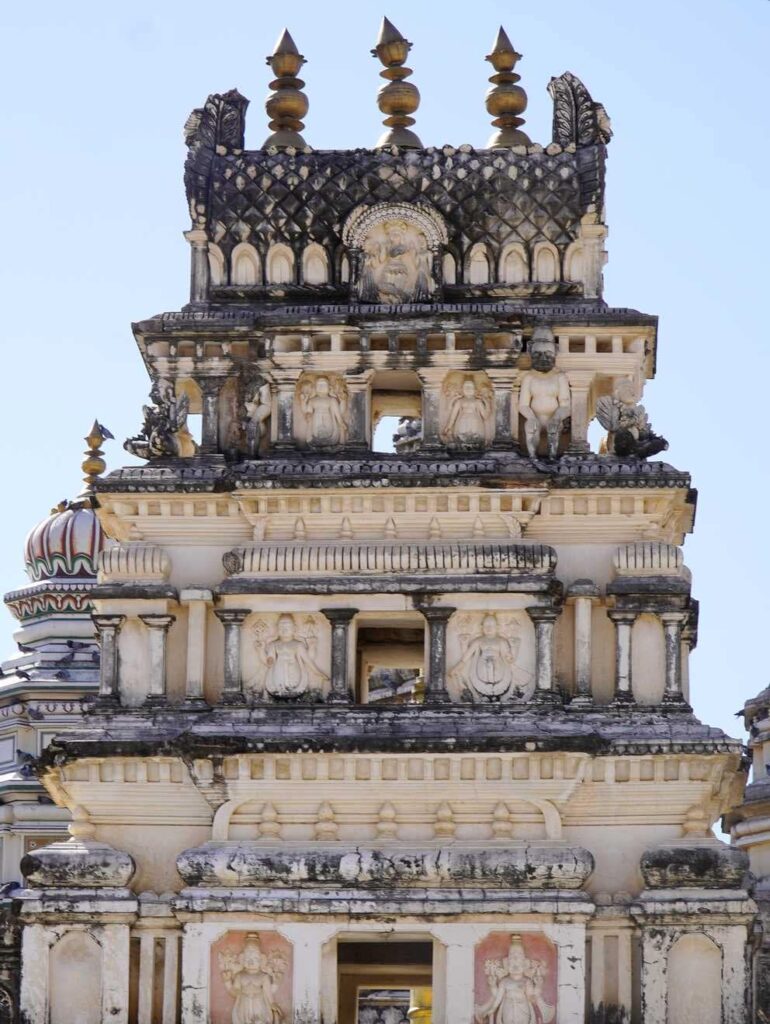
608, 610, 637, 703
199, 377, 222, 454
420, 605, 455, 703
486, 369, 517, 449
416, 369, 444, 450
271, 372, 297, 449
567, 372, 593, 453
181, 588, 212, 704
19, 923, 48, 1024
140, 614, 175, 704
93, 614, 125, 705
566, 580, 600, 705
183, 228, 210, 304
526, 606, 561, 702
215, 609, 250, 703
137, 932, 155, 1024
660, 611, 688, 704
321, 608, 357, 704
345, 371, 373, 450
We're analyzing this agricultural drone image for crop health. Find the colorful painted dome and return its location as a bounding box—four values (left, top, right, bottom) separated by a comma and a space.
23, 503, 104, 582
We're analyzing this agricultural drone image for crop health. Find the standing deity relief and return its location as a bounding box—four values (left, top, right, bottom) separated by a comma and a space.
212, 930, 292, 1024
245, 613, 329, 700
342, 201, 448, 305
440, 372, 494, 448
294, 373, 349, 447
519, 327, 571, 460
243, 377, 271, 457
448, 612, 535, 703
474, 933, 557, 1024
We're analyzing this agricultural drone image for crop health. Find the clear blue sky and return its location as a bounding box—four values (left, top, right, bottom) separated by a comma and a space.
1, 0, 768, 743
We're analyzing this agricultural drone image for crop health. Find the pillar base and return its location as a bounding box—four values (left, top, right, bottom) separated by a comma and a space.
218, 692, 247, 706
90, 695, 120, 712
327, 692, 353, 705
660, 693, 691, 710
182, 696, 210, 710
143, 694, 168, 708
424, 691, 451, 704
611, 690, 636, 707
568, 694, 594, 709
530, 688, 562, 705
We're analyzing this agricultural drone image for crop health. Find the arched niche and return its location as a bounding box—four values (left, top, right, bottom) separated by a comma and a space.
499, 242, 529, 284
231, 242, 261, 286
442, 251, 457, 285
533, 242, 560, 283
667, 934, 721, 1023
266, 243, 295, 285
302, 243, 329, 285
50, 931, 102, 1024
467, 243, 491, 285
564, 241, 584, 283
208, 243, 226, 286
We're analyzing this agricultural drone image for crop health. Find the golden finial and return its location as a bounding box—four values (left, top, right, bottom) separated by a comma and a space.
485, 27, 530, 148
80, 420, 113, 496
263, 29, 309, 149
372, 17, 422, 149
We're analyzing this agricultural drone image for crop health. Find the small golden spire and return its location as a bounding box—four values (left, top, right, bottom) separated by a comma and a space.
81, 420, 113, 496
485, 26, 530, 148
372, 17, 422, 149
263, 28, 309, 149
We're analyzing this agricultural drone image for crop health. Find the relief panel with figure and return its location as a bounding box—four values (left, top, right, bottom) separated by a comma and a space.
447, 612, 535, 703
211, 931, 292, 1024
474, 932, 557, 1024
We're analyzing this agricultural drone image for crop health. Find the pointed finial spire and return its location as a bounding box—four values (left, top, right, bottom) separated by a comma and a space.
371, 17, 422, 148
485, 27, 530, 148
263, 28, 309, 149
80, 420, 113, 498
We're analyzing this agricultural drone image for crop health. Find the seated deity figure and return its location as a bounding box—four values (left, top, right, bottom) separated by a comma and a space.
448, 614, 533, 702
442, 377, 492, 447
299, 375, 348, 446
519, 327, 571, 459
474, 937, 555, 1024
244, 379, 271, 458
251, 615, 329, 700
217, 933, 288, 1024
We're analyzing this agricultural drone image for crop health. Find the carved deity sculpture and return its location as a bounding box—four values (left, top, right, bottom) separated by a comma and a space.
218, 933, 288, 1024
298, 375, 348, 447
519, 328, 570, 460
595, 377, 668, 459
448, 614, 534, 702
244, 379, 271, 457
475, 937, 555, 1024
249, 615, 329, 700
441, 375, 493, 448
358, 220, 435, 304
124, 379, 198, 459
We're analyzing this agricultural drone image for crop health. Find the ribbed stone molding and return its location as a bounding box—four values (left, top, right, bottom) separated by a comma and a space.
21, 837, 135, 889
640, 841, 748, 890
613, 542, 686, 577
98, 543, 171, 582
177, 842, 594, 889
222, 542, 557, 577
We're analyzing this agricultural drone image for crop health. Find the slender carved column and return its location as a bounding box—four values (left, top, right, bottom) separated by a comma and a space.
419, 605, 456, 703
567, 374, 592, 453
660, 611, 688, 704
485, 368, 517, 449
140, 614, 175, 704
567, 580, 600, 705
345, 372, 373, 450
416, 369, 445, 450
322, 608, 357, 704
608, 610, 637, 703
183, 228, 210, 304
198, 378, 222, 454
181, 588, 212, 704
93, 614, 125, 705
526, 606, 561, 702
271, 371, 297, 449
215, 609, 250, 703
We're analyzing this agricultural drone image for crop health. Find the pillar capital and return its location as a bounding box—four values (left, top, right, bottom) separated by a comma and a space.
139, 613, 175, 630
320, 607, 358, 625
214, 608, 250, 626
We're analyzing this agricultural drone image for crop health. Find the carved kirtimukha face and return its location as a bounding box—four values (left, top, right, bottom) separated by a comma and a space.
530, 342, 556, 373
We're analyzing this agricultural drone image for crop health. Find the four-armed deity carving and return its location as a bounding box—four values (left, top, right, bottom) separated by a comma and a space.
247, 614, 329, 700
244, 378, 272, 458
519, 327, 571, 460
296, 374, 349, 447
448, 613, 534, 703
217, 933, 289, 1024
475, 936, 556, 1024
440, 373, 494, 448
124, 379, 198, 460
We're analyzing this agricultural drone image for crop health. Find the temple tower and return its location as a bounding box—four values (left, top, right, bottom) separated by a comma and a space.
8, 23, 754, 1024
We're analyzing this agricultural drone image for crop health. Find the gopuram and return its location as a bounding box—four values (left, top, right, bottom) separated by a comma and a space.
1, 18, 767, 1024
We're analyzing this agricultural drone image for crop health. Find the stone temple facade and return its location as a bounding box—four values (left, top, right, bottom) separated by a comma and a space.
2, 19, 769, 1024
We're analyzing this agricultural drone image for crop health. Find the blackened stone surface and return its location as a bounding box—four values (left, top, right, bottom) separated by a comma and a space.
639, 843, 748, 889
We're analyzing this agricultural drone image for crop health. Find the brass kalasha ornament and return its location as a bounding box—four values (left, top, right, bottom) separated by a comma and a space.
80, 420, 113, 498
485, 26, 530, 148
263, 28, 309, 149
372, 17, 422, 149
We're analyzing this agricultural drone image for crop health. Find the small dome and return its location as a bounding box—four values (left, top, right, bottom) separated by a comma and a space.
24, 504, 104, 582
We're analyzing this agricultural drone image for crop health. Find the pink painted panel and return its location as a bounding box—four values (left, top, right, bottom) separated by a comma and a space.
474, 932, 557, 1023
210, 930, 293, 1024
